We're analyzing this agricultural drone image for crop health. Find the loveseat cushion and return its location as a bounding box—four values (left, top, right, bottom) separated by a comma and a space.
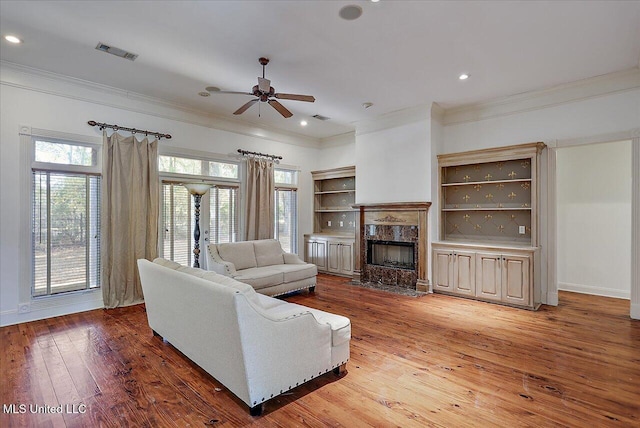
253, 239, 285, 267
218, 242, 257, 270
233, 267, 284, 290
278, 263, 318, 283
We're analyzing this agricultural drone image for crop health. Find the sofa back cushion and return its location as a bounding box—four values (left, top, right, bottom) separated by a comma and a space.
153, 258, 182, 270
253, 239, 285, 267
217, 242, 257, 270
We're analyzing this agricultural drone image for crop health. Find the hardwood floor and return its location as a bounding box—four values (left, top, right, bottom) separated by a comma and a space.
1, 274, 638, 427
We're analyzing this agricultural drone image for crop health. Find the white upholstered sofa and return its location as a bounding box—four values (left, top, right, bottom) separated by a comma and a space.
137, 258, 350, 415
206, 239, 317, 296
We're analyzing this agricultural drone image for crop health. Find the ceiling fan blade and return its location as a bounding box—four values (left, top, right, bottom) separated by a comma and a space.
233, 99, 259, 115
274, 93, 315, 102
258, 77, 271, 93
206, 86, 253, 95
268, 99, 293, 118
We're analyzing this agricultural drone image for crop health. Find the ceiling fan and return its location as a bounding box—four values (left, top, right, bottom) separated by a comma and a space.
206, 57, 315, 118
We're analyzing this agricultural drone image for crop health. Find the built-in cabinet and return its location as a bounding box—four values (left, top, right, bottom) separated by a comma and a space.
304, 166, 356, 277
433, 142, 545, 310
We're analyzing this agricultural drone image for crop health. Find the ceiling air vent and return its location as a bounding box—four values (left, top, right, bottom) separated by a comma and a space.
312, 114, 330, 121
95, 42, 138, 61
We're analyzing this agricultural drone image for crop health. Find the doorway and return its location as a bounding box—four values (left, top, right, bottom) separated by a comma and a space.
555, 140, 632, 299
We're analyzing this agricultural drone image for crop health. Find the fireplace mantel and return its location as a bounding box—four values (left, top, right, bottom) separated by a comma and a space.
353, 202, 431, 292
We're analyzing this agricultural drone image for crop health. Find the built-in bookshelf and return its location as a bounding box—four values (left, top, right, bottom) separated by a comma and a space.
433, 142, 546, 310
312, 166, 356, 235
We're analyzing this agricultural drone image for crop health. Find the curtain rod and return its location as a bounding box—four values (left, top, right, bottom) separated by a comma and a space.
237, 149, 282, 161
87, 120, 172, 140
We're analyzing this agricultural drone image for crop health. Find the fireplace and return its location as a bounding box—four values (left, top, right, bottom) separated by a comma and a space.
353, 202, 431, 292
367, 240, 415, 270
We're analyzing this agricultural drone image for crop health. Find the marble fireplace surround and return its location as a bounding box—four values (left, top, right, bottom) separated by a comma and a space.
352, 202, 431, 292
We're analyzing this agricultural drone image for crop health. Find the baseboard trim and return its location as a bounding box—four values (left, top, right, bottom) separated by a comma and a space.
546, 291, 559, 306
558, 282, 630, 300
631, 303, 640, 320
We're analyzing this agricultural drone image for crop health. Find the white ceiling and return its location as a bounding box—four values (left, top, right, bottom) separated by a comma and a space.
1, 1, 639, 140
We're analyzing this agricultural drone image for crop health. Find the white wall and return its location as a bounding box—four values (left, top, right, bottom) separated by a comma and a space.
355, 119, 432, 204
0, 65, 321, 326
556, 141, 632, 298
317, 133, 356, 171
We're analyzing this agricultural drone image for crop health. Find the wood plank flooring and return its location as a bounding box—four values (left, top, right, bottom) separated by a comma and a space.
1, 274, 638, 427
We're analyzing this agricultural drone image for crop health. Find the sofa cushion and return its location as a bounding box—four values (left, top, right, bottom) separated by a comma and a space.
253, 239, 285, 267
305, 308, 351, 347
217, 242, 257, 270
278, 263, 318, 283
261, 301, 351, 347
200, 271, 262, 308
153, 258, 182, 270
233, 267, 284, 290
176, 265, 208, 278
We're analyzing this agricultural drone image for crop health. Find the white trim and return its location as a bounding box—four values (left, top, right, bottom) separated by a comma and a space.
355, 104, 429, 136
546, 146, 557, 306
443, 68, 640, 125
1, 60, 322, 149
0, 291, 103, 327
631, 136, 640, 319
558, 282, 630, 300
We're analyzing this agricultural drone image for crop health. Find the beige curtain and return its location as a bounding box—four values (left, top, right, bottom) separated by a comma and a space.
102, 131, 159, 308
245, 157, 275, 240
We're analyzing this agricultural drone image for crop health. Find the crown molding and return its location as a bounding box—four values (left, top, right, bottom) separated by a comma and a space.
319, 131, 355, 147
0, 60, 321, 149
355, 104, 430, 136
443, 68, 640, 125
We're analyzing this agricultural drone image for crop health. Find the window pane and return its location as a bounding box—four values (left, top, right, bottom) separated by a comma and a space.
35, 140, 97, 166
275, 169, 298, 185
161, 183, 192, 266
275, 189, 297, 253
209, 161, 239, 179
159, 155, 202, 175
210, 187, 238, 244
32, 171, 101, 297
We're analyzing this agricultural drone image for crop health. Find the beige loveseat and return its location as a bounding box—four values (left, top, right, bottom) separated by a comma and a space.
206, 239, 317, 296
138, 258, 350, 415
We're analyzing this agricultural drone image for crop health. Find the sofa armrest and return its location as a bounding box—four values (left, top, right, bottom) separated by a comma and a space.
206, 244, 237, 276
283, 253, 305, 264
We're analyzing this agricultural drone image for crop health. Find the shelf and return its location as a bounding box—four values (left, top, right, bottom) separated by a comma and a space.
316, 208, 356, 213
315, 190, 355, 195
442, 178, 532, 187
443, 207, 532, 212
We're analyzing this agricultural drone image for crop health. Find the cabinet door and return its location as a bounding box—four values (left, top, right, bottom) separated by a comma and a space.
315, 240, 327, 271
339, 241, 354, 275
433, 250, 454, 292
327, 241, 341, 273
305, 238, 314, 264
453, 251, 476, 296
501, 254, 531, 306
475, 253, 502, 301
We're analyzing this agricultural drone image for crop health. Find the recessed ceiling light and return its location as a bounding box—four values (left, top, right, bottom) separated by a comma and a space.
300, 120, 308, 127
371, 0, 380, 3
459, 73, 470, 80
198, 91, 210, 97
339, 5, 363, 20
4, 35, 21, 44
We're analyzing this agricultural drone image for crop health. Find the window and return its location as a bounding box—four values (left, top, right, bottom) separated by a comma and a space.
31, 139, 101, 297
274, 168, 299, 253
159, 154, 240, 266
